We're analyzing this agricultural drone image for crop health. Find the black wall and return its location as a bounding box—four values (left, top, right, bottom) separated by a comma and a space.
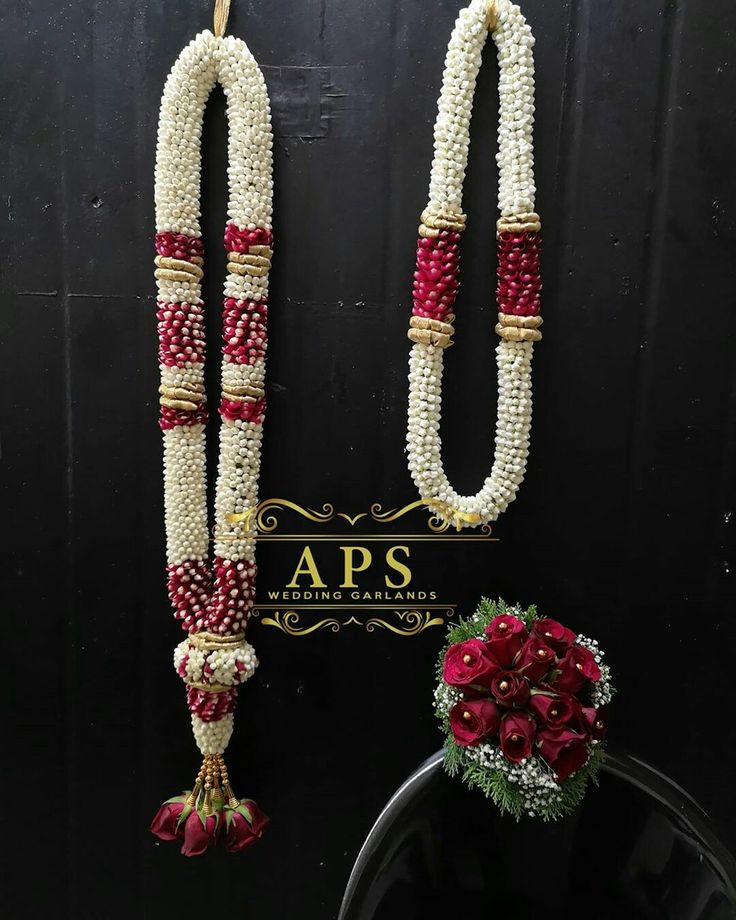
2, 0, 736, 917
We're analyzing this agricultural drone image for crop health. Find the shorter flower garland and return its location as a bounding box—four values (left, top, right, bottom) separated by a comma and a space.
435, 599, 614, 819
407, 0, 542, 533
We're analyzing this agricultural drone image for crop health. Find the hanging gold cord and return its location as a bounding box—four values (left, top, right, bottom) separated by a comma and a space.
214, 0, 232, 37
485, 1, 498, 31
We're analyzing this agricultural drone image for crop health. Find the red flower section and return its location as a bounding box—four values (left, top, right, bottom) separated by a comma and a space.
157, 300, 206, 367
225, 800, 270, 853
537, 728, 589, 782
553, 645, 601, 694
500, 712, 536, 763
187, 686, 238, 721
150, 799, 187, 841
222, 298, 268, 365
443, 612, 604, 782
582, 705, 608, 740
484, 613, 528, 666
151, 791, 267, 855
490, 670, 530, 709
443, 638, 499, 691
181, 811, 219, 857
155, 231, 204, 262
219, 397, 266, 426
528, 693, 575, 728
224, 222, 273, 252
449, 699, 501, 746
412, 230, 461, 321
159, 405, 209, 430
206, 557, 256, 633
515, 636, 556, 683
532, 617, 576, 654
167, 560, 211, 631
497, 231, 541, 316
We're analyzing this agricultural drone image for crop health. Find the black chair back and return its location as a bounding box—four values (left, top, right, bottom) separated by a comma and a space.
340, 750, 736, 920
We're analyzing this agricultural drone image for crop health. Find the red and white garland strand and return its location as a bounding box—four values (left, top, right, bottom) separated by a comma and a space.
150, 27, 273, 855
407, 0, 541, 531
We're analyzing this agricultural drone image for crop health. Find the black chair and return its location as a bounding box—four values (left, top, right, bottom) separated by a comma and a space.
339, 750, 736, 920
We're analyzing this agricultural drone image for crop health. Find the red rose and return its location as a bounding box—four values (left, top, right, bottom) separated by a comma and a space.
490, 671, 530, 709
515, 636, 556, 683
528, 692, 574, 727
443, 639, 499, 691
484, 614, 528, 667
532, 618, 576, 654
449, 698, 501, 746
538, 727, 589, 782
181, 810, 219, 857
150, 798, 187, 841
581, 706, 608, 740
553, 645, 601, 693
225, 800, 270, 853
499, 712, 536, 763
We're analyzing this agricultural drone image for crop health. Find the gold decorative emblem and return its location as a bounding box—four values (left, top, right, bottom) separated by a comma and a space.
218, 497, 495, 637
223, 498, 495, 538
251, 609, 450, 636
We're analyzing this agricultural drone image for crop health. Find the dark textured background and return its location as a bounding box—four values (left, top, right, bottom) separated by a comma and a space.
2, 0, 736, 917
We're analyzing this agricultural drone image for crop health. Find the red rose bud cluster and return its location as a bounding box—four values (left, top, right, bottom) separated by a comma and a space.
166, 560, 211, 631
412, 230, 461, 321
444, 614, 607, 783
221, 298, 268, 365
219, 396, 266, 426
155, 230, 204, 262
224, 222, 273, 252
157, 300, 206, 367
151, 793, 269, 857
497, 231, 541, 316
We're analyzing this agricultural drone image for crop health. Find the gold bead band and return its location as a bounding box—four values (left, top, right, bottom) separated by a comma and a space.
408, 327, 454, 349
185, 679, 235, 693
419, 208, 466, 235
227, 251, 272, 268
410, 315, 455, 337
227, 248, 272, 279
497, 213, 541, 234
497, 313, 543, 329
495, 323, 542, 342
221, 384, 265, 398
222, 391, 259, 404
227, 261, 269, 278
160, 396, 203, 410
154, 255, 205, 278
187, 630, 246, 651
159, 384, 207, 403
154, 256, 205, 283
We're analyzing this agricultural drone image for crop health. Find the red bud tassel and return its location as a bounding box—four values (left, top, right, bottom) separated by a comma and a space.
151, 754, 268, 855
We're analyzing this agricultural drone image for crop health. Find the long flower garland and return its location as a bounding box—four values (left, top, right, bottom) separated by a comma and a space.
150, 26, 273, 856
407, 0, 540, 531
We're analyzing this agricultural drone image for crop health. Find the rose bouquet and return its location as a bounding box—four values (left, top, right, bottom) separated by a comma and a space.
435, 598, 614, 819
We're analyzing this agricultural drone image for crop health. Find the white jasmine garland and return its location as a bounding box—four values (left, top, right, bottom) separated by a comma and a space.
407, 0, 540, 531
